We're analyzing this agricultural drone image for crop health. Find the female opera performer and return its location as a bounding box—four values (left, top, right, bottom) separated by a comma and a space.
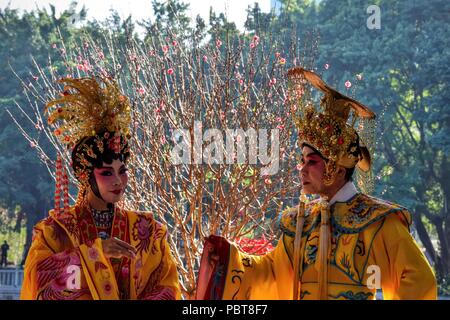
21, 77, 181, 300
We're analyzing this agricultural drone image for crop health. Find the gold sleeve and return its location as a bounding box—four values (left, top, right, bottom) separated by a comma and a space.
372, 213, 437, 300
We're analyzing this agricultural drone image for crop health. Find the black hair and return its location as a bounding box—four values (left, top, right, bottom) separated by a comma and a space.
344, 167, 355, 182
301, 143, 327, 161
71, 130, 130, 181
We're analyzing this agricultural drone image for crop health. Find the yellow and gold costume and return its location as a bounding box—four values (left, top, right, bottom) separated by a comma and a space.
196, 185, 436, 300
196, 68, 437, 300
21, 205, 180, 300
21, 77, 181, 300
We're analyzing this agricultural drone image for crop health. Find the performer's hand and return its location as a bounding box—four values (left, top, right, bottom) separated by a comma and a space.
102, 237, 137, 259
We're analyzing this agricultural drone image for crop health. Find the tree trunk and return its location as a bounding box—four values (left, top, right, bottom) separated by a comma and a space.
442, 189, 450, 280
434, 219, 450, 279
20, 201, 48, 267
439, 159, 450, 279
413, 212, 437, 266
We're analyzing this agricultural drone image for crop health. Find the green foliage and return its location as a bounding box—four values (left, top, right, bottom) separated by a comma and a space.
438, 275, 450, 296
0, 227, 26, 265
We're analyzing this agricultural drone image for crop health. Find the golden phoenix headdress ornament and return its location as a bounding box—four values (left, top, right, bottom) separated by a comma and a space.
45, 77, 132, 189
45, 77, 132, 147
287, 67, 376, 190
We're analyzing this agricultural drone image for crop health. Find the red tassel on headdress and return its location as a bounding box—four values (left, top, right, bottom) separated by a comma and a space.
54, 154, 70, 215
54, 155, 63, 215
62, 165, 70, 215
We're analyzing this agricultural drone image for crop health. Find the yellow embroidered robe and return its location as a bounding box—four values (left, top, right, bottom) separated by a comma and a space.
21, 205, 181, 300
196, 193, 437, 300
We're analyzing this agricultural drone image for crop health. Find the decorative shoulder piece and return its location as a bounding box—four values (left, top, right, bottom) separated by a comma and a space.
279, 201, 320, 237
331, 193, 411, 233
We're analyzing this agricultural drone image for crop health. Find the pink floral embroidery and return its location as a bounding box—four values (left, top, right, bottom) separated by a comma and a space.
133, 216, 150, 239
103, 281, 112, 295
88, 247, 99, 261
135, 258, 143, 269
133, 215, 164, 254
121, 265, 130, 278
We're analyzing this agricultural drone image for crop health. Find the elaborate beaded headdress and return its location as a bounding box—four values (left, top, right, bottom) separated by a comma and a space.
287, 67, 376, 191
45, 77, 131, 148
45, 77, 132, 212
